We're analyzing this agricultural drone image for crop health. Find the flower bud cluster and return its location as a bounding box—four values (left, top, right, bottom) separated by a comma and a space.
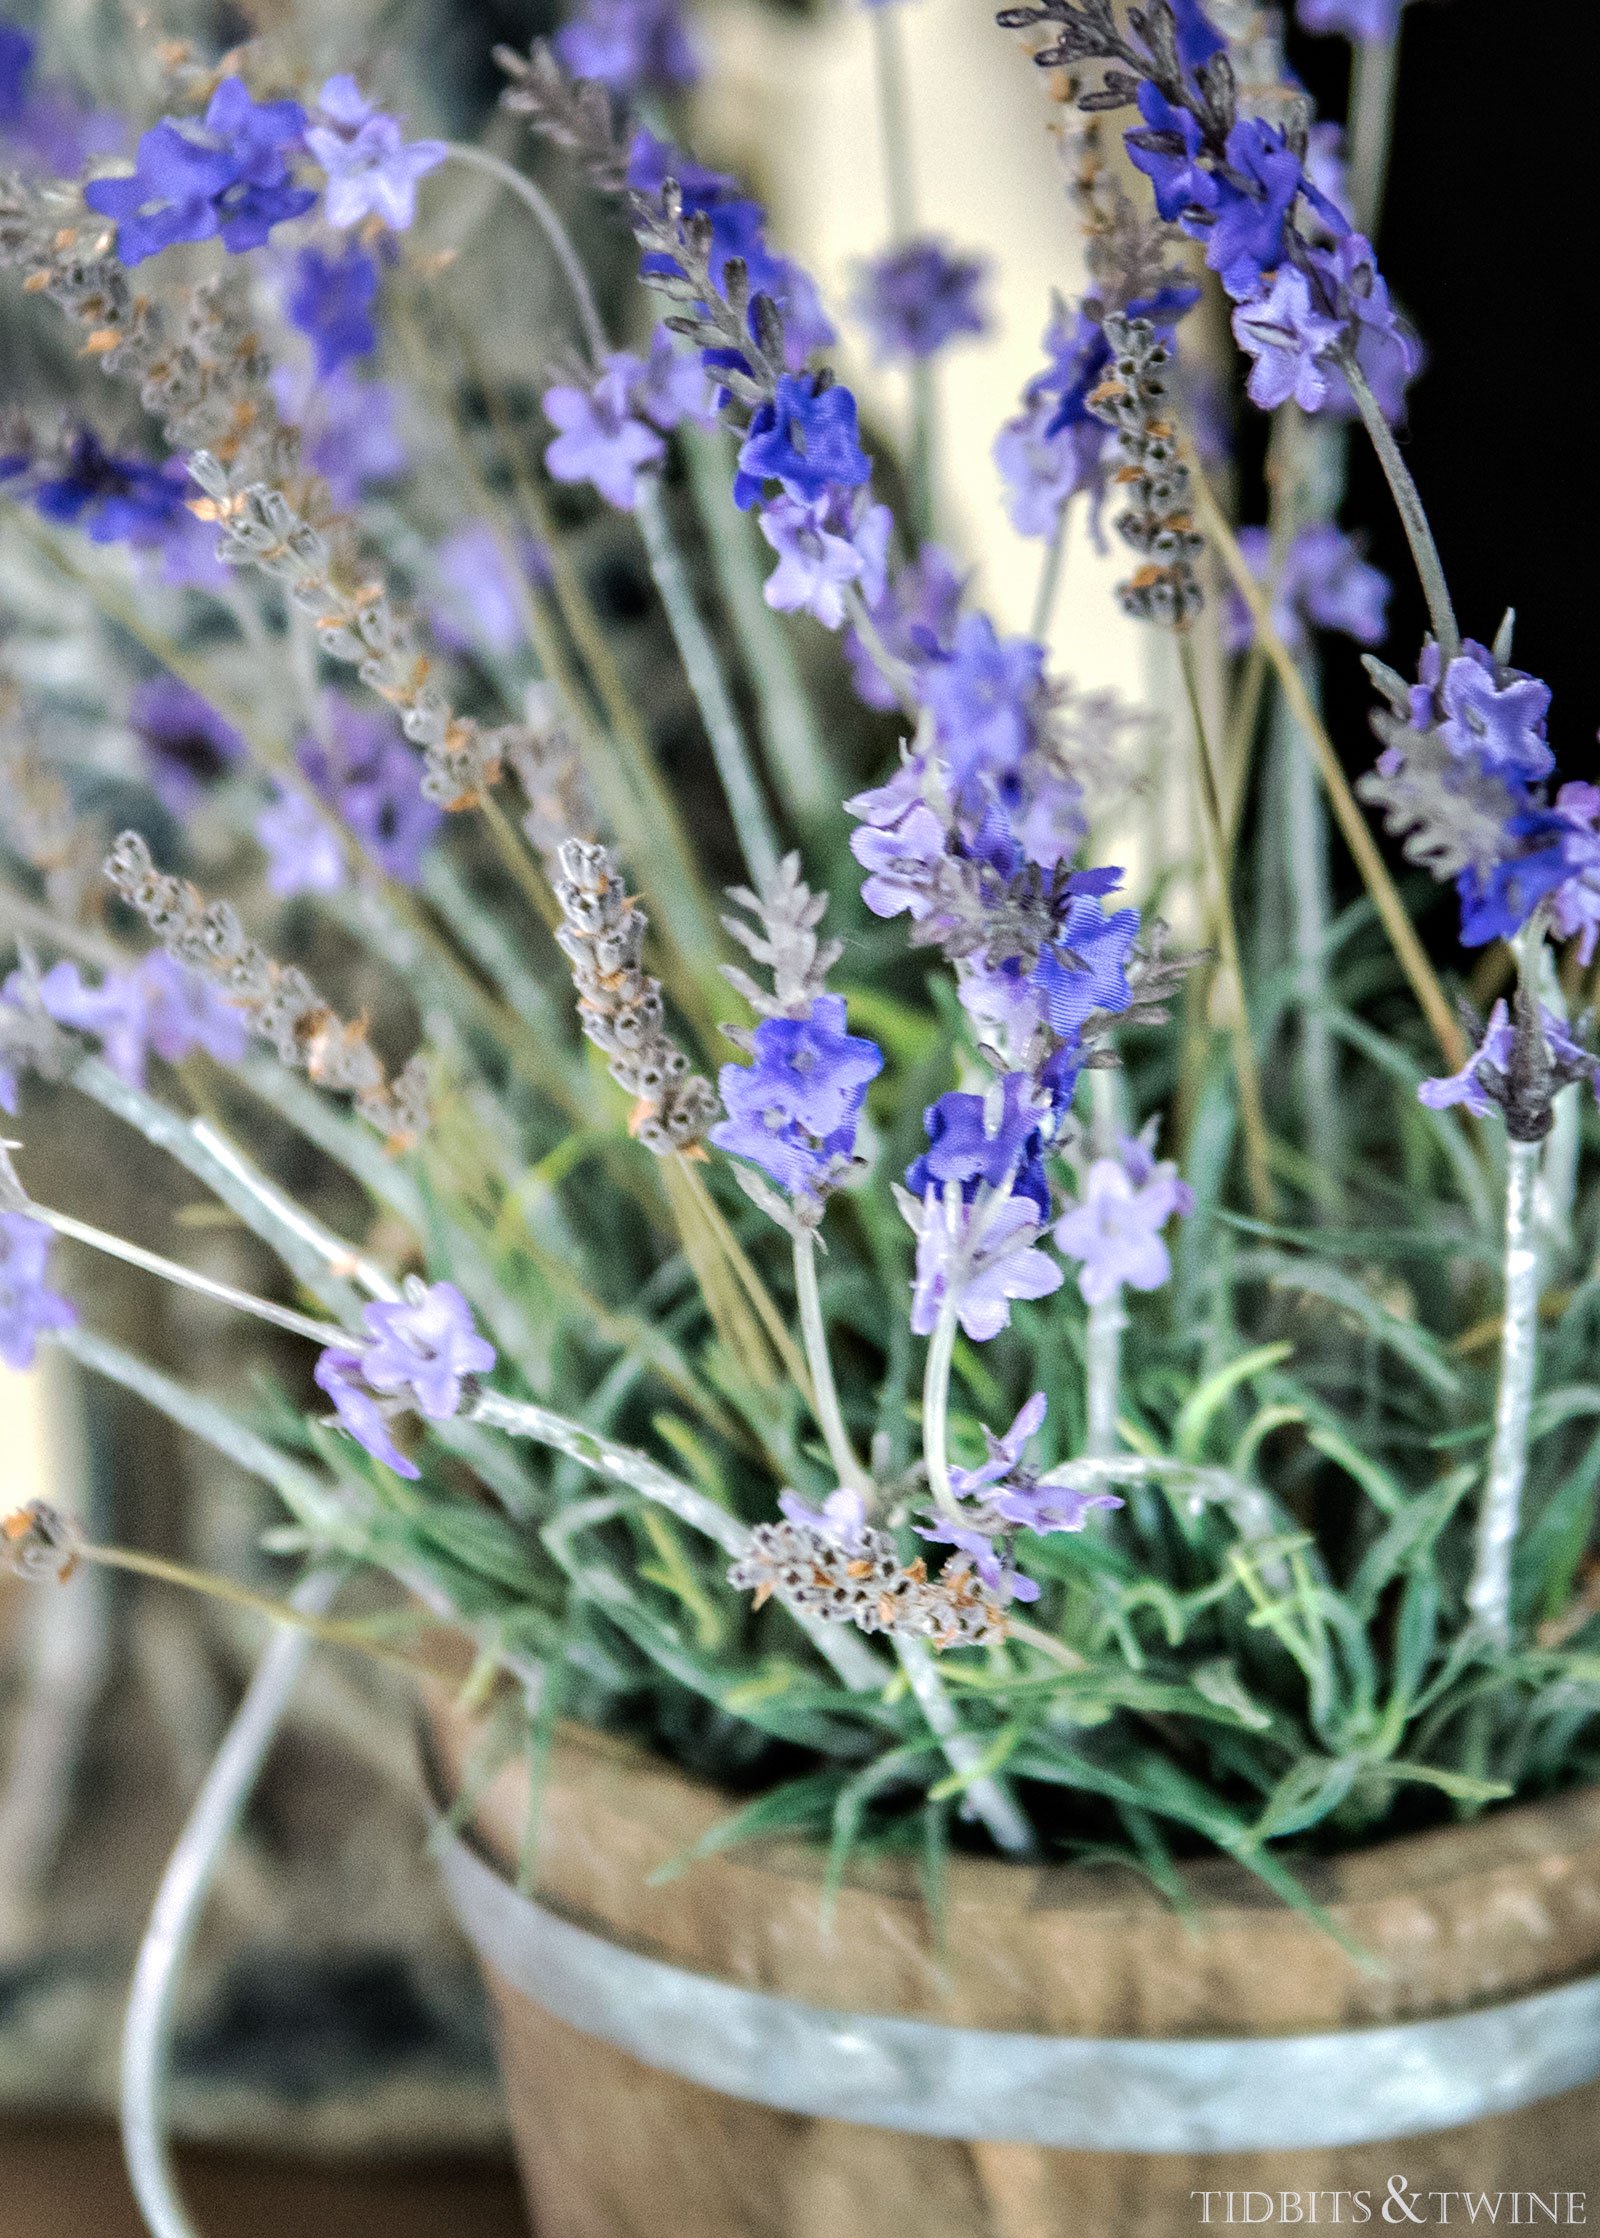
103, 831, 429, 1147
728, 1519, 1012, 1649
554, 840, 716, 1154
1087, 312, 1204, 627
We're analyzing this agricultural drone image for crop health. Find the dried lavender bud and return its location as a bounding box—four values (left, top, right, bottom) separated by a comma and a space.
1, 1499, 82, 1582
1087, 312, 1205, 627
719, 853, 843, 1026
494, 40, 634, 191
554, 839, 716, 1154
103, 831, 429, 1148
728, 1519, 1011, 1649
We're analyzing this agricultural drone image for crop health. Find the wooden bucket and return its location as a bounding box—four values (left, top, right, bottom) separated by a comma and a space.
427, 1709, 1600, 2237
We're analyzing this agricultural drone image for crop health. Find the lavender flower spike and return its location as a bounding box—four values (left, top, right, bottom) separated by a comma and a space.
1055, 1130, 1194, 1304
903, 1181, 1064, 1343
355, 1277, 496, 1420
1, 1211, 77, 1371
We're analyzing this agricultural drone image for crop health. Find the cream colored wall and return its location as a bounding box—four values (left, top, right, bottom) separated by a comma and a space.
694, 0, 1154, 698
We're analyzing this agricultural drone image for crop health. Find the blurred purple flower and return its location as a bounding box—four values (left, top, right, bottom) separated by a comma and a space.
84, 76, 312, 264
907, 1073, 1054, 1219
30, 430, 191, 547
851, 237, 988, 362
1222, 523, 1390, 657
1417, 1002, 1513, 1120
314, 1348, 420, 1477
544, 356, 666, 510
29, 954, 246, 1086
554, 0, 699, 97
429, 522, 546, 659
921, 614, 1046, 798
298, 696, 441, 884
287, 242, 379, 375
129, 676, 246, 814
304, 74, 444, 231
256, 789, 345, 897
778, 1486, 869, 1549
1298, 0, 1402, 35
0, 1213, 77, 1372
734, 376, 871, 510
844, 543, 965, 710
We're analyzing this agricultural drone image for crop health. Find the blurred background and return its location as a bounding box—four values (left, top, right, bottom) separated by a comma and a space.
5, 0, 1599, 2228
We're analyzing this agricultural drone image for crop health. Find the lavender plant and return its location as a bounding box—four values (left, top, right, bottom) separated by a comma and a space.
5, 0, 1600, 1931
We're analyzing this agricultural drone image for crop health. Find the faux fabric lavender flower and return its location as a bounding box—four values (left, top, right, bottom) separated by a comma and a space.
304, 75, 445, 232
287, 243, 380, 375
851, 238, 989, 362
904, 1183, 1063, 1342
1232, 268, 1344, 413
1054, 1131, 1194, 1304
994, 392, 1108, 542
711, 994, 883, 1202
313, 1348, 420, 1478
843, 543, 965, 711
298, 696, 442, 886
1417, 1002, 1514, 1119
1548, 784, 1600, 965
29, 430, 192, 548
921, 613, 1047, 797
129, 676, 246, 815
357, 1279, 497, 1419
270, 362, 406, 508
913, 1390, 1121, 1601
26, 954, 247, 1087
734, 377, 872, 512
543, 357, 667, 511
777, 1486, 869, 1549
1222, 524, 1390, 657
0, 1212, 77, 1372
84, 76, 313, 264
759, 489, 891, 630
554, 0, 699, 98
906, 1072, 1055, 1219
256, 789, 345, 897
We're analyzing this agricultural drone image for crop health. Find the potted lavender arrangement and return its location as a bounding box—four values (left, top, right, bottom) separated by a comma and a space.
5, 0, 1600, 2228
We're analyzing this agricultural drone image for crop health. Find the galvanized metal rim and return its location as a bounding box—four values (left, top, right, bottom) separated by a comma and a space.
437, 1824, 1600, 2154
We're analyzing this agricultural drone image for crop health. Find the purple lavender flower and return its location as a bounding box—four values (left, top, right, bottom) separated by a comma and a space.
356, 1279, 497, 1419
1203, 120, 1304, 299
1417, 1002, 1513, 1119
1298, 0, 1403, 35
0, 30, 122, 177
1439, 649, 1554, 784
851, 237, 989, 362
759, 489, 891, 630
1307, 235, 1419, 423
994, 392, 1108, 541
1549, 783, 1600, 965
1231, 268, 1343, 412
843, 544, 965, 711
428, 523, 540, 659
1125, 82, 1218, 223
543, 357, 666, 511
270, 362, 405, 507
30, 430, 192, 547
303, 75, 445, 232
287, 243, 380, 375
1303, 124, 1353, 239
905, 1184, 1063, 1343
906, 1073, 1054, 1218
734, 376, 872, 511
778, 1486, 869, 1549
636, 326, 718, 431
298, 697, 441, 885
313, 1348, 420, 1478
554, 0, 699, 97
29, 954, 246, 1085
1, 22, 33, 124
849, 773, 949, 922
915, 1511, 1042, 1603
1054, 1130, 1194, 1304
711, 994, 883, 1201
129, 676, 246, 814
0, 1213, 77, 1372
84, 76, 312, 264
256, 789, 345, 897
1222, 523, 1390, 657
920, 614, 1046, 797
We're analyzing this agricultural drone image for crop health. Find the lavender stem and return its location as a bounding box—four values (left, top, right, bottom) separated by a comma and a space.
1030, 505, 1070, 645
921, 1296, 964, 1524
793, 1229, 871, 1492
1467, 1134, 1541, 1650
1341, 354, 1460, 661
442, 143, 610, 364
1084, 1069, 1126, 1458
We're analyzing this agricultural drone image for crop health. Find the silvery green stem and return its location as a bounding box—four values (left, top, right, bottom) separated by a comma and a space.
1467, 1135, 1543, 1649
121, 1564, 344, 2238
895, 1640, 1034, 1856
469, 1388, 885, 1695
442, 143, 610, 363
680, 425, 835, 826
1083, 1070, 1127, 1459
9, 1182, 351, 1348
635, 482, 781, 891
1342, 355, 1460, 660
1040, 1454, 1293, 1589
793, 1229, 870, 1492
921, 1298, 962, 1522
1347, 34, 1401, 237
1031, 508, 1070, 644
1279, 677, 1349, 1210
72, 1057, 368, 1322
